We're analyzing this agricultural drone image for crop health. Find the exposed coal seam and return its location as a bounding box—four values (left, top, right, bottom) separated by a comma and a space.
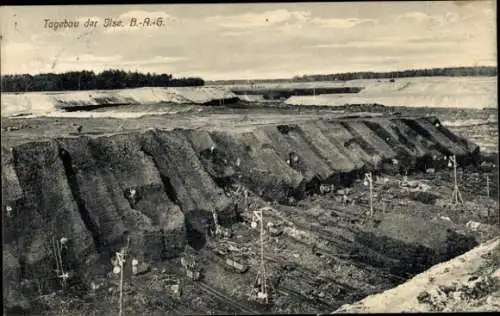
363, 121, 411, 154
10, 147, 45, 221
277, 124, 298, 135
401, 118, 433, 139
9, 147, 58, 288
422, 119, 473, 158
316, 123, 370, 173
435, 122, 478, 155
250, 135, 307, 201
389, 125, 418, 152
389, 122, 444, 172
278, 145, 324, 197
339, 122, 379, 157
354, 231, 437, 277
140, 144, 208, 250
295, 127, 339, 177
153, 132, 219, 212
141, 147, 180, 205
57, 147, 106, 253
86, 137, 150, 245
361, 121, 418, 173
208, 133, 259, 194
401, 119, 452, 157
293, 127, 361, 190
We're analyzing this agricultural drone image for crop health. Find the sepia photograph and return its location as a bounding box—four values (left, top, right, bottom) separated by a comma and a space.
1, 1, 498, 315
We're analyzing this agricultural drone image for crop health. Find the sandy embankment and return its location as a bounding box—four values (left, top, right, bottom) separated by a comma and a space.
335, 237, 500, 313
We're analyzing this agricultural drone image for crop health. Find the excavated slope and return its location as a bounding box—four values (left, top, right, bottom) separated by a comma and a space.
2, 115, 481, 311
334, 237, 500, 313
1, 86, 238, 117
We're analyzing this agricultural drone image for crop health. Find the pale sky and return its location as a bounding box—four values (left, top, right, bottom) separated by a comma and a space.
0, 1, 497, 80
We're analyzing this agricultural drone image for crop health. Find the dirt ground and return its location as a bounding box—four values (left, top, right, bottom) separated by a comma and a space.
18, 166, 497, 315
335, 237, 500, 313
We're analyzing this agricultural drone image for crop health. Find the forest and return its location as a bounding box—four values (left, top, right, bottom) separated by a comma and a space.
208, 66, 497, 85
2, 66, 496, 92
1, 69, 205, 92
292, 66, 497, 82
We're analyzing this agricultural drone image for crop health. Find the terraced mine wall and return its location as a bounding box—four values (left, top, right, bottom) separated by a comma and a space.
2, 116, 481, 311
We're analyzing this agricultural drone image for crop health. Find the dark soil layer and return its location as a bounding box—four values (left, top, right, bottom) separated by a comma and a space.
2, 109, 498, 315
231, 87, 363, 100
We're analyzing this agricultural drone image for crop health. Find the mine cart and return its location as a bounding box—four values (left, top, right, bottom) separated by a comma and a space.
186, 269, 201, 280
181, 256, 202, 281
225, 258, 249, 274
212, 245, 228, 257
249, 291, 269, 305
180, 256, 196, 270
267, 223, 283, 237
210, 209, 233, 239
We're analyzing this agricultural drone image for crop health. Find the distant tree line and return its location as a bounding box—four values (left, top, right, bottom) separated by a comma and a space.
1, 69, 205, 92
292, 66, 497, 82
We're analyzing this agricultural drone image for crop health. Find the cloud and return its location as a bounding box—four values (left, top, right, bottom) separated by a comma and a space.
44, 55, 187, 74
1, 42, 48, 74
220, 30, 253, 37
398, 12, 430, 23
59, 54, 186, 66
205, 9, 376, 30
125, 55, 188, 66
313, 35, 461, 49
205, 9, 310, 29
310, 17, 376, 28
395, 10, 462, 27
2, 41, 34, 55
60, 53, 123, 64
1, 42, 36, 69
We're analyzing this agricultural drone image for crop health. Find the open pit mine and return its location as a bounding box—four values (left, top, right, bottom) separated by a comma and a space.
2, 87, 499, 315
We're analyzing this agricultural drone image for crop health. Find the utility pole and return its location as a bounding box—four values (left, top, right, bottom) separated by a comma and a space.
250, 208, 268, 304
244, 189, 249, 212
117, 237, 130, 316
448, 155, 464, 207
364, 172, 374, 217
486, 176, 490, 198
212, 209, 221, 236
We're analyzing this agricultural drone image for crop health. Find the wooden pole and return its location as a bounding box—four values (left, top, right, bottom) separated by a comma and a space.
260, 211, 267, 302
365, 172, 373, 217
486, 176, 490, 198
449, 155, 464, 206
369, 175, 373, 217
119, 250, 125, 316
119, 237, 130, 316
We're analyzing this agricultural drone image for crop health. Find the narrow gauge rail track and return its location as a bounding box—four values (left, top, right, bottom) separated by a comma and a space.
156, 254, 260, 314
196, 281, 260, 314
241, 209, 407, 283
133, 280, 198, 315
266, 205, 407, 281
